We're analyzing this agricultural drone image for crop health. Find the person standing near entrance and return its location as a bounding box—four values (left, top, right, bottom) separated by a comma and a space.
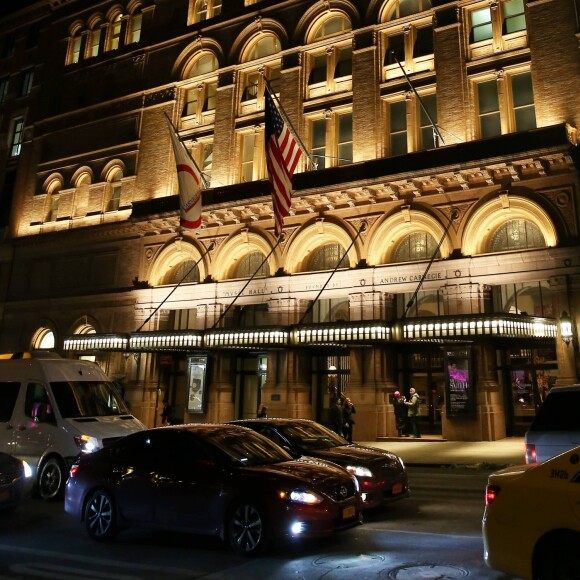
329, 396, 344, 436
342, 397, 356, 443
406, 388, 421, 438
393, 391, 407, 437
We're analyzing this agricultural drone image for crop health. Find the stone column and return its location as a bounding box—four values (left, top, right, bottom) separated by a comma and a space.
206, 350, 235, 423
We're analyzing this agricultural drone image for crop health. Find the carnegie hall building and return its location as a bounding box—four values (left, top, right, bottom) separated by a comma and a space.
0, 0, 578, 441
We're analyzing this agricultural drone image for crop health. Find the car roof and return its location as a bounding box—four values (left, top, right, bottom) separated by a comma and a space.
545, 384, 580, 394
149, 423, 255, 436
230, 418, 317, 427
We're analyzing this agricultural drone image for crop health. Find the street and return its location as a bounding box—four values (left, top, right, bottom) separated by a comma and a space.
0, 467, 519, 580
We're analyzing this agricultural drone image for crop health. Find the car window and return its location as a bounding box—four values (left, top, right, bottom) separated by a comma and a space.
0, 382, 20, 422
279, 422, 346, 452
530, 391, 580, 431
254, 426, 289, 448
25, 383, 56, 425
203, 429, 293, 466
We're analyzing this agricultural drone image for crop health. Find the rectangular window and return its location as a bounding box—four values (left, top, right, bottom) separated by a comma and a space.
107, 184, 122, 211
419, 94, 437, 150
337, 112, 352, 166
20, 69, 34, 96
70, 36, 82, 64
109, 18, 122, 51
183, 87, 199, 117
46, 196, 59, 222
511, 71, 536, 131
88, 29, 101, 58
413, 26, 434, 58
503, 0, 526, 34
309, 54, 327, 85
334, 46, 352, 78
10, 117, 25, 157
389, 101, 408, 156
0, 77, 9, 104
241, 132, 256, 182
311, 118, 327, 170
471, 7, 492, 42
386, 33, 405, 66
477, 80, 501, 138
203, 81, 217, 112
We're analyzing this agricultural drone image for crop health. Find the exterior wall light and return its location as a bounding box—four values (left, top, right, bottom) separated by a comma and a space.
560, 311, 573, 346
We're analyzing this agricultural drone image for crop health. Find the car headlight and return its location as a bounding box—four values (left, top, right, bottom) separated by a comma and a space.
74, 434, 99, 453
279, 489, 324, 505
346, 465, 373, 478
22, 460, 33, 478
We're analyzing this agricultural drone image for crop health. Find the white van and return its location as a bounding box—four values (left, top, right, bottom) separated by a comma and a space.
524, 384, 580, 463
0, 352, 145, 499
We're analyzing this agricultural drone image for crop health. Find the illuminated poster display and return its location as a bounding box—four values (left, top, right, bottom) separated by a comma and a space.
187, 355, 208, 413
445, 347, 475, 417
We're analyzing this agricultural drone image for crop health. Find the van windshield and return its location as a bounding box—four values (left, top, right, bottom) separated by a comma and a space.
50, 381, 129, 418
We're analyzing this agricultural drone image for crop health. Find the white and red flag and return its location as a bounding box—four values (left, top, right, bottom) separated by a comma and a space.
264, 90, 302, 236
166, 116, 202, 230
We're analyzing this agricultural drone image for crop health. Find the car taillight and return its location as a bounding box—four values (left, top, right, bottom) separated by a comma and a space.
525, 443, 537, 464
485, 484, 500, 506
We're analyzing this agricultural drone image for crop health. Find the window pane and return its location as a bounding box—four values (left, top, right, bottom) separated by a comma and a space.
204, 82, 217, 111
235, 251, 269, 278
471, 8, 492, 42
390, 100, 407, 132
312, 119, 326, 169
183, 88, 199, 116
480, 113, 501, 138
338, 112, 353, 166
385, 34, 405, 65
414, 26, 433, 58
399, 0, 421, 18
489, 219, 545, 251
478, 79, 499, 113
511, 72, 533, 107
309, 54, 327, 84
515, 106, 536, 131
335, 46, 352, 78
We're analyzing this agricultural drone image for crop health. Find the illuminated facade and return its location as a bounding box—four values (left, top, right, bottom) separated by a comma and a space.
0, 0, 578, 440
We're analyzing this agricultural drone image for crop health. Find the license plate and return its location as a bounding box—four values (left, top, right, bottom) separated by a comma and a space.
342, 505, 355, 520
392, 483, 403, 495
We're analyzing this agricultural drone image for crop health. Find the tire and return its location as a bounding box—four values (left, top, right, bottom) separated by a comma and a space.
38, 457, 65, 501
84, 490, 117, 541
534, 533, 580, 580
227, 502, 270, 556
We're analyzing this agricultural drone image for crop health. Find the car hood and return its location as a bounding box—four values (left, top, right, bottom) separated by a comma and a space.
247, 457, 353, 485
299, 444, 399, 466
64, 415, 146, 444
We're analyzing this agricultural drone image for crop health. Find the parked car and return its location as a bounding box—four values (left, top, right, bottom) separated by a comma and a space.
0, 452, 33, 512
525, 384, 580, 463
0, 352, 145, 500
482, 446, 580, 580
229, 418, 408, 510
65, 423, 362, 555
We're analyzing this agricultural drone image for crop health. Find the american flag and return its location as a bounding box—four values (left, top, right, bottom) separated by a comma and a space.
166, 116, 202, 231
265, 90, 302, 236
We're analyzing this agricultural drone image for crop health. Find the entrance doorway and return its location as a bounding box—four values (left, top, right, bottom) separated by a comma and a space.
234, 353, 268, 419
312, 352, 350, 428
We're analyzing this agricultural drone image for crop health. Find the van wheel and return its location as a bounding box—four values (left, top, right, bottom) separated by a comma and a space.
85, 490, 117, 541
38, 457, 65, 500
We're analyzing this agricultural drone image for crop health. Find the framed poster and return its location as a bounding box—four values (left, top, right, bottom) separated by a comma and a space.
187, 355, 208, 414
444, 347, 476, 418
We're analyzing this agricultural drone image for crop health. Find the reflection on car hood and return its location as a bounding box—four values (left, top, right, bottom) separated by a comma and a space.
301, 444, 398, 466
247, 457, 352, 485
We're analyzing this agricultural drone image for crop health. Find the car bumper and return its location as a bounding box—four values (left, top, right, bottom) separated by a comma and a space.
359, 476, 409, 509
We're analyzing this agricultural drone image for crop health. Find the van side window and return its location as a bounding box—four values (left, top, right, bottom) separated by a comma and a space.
24, 383, 56, 424
0, 381, 20, 421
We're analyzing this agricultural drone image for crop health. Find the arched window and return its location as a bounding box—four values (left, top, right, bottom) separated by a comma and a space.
244, 34, 281, 61
384, 0, 432, 21
86, 22, 102, 58
306, 243, 348, 272
232, 251, 269, 278
45, 179, 62, 222
182, 52, 219, 123
187, 52, 218, 77
67, 25, 83, 65
34, 328, 55, 350
107, 13, 122, 51
127, 10, 142, 44
311, 14, 351, 40
106, 168, 123, 212
488, 219, 545, 252
166, 260, 201, 284
393, 232, 440, 262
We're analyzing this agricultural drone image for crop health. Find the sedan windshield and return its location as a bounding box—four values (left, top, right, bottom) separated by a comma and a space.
50, 381, 129, 418
279, 422, 347, 452
204, 429, 293, 467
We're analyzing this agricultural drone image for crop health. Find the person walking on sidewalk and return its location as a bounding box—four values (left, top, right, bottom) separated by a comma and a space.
393, 391, 408, 437
405, 388, 421, 438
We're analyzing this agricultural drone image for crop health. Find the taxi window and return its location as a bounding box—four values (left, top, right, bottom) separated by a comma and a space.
531, 391, 580, 431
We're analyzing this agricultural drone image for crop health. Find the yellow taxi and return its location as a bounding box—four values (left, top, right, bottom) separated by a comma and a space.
482, 447, 580, 580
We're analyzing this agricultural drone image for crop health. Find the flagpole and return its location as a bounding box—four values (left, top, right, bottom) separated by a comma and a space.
263, 79, 318, 170
390, 52, 445, 148
401, 209, 458, 320
164, 111, 209, 189
136, 241, 215, 332
212, 235, 283, 329
298, 223, 366, 325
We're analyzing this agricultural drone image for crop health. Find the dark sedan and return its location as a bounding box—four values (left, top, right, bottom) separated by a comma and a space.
230, 418, 409, 510
0, 452, 33, 512
64, 423, 362, 555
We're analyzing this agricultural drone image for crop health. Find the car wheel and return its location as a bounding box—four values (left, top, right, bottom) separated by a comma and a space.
227, 502, 270, 556
84, 490, 117, 541
534, 533, 580, 580
38, 457, 65, 501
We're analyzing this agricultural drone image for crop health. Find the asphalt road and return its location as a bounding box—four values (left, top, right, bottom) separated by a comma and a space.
0, 467, 520, 580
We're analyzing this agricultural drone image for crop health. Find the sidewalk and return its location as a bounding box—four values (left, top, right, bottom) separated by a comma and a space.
358, 436, 526, 469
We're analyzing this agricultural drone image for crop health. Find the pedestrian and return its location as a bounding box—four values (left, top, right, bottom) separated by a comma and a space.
257, 404, 268, 418
392, 390, 408, 437
342, 397, 356, 443
161, 399, 173, 426
405, 387, 421, 438
329, 396, 344, 437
